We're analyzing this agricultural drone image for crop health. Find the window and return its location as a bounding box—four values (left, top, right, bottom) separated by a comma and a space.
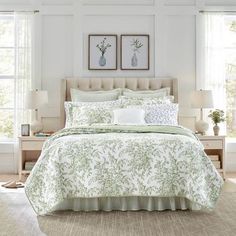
203, 14, 236, 137
225, 16, 236, 137
0, 13, 33, 141
0, 14, 15, 140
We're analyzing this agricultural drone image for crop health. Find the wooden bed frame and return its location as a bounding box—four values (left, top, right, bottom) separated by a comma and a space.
60, 77, 178, 128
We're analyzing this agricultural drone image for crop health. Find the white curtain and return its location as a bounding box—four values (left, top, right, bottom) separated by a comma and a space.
203, 13, 226, 110
198, 13, 227, 132
14, 12, 33, 138
13, 12, 33, 173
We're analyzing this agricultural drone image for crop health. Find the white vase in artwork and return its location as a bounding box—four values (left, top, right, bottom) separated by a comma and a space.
99, 55, 106, 66
131, 53, 138, 67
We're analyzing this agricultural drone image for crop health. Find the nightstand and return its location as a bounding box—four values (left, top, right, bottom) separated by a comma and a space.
18, 136, 48, 181
198, 135, 226, 179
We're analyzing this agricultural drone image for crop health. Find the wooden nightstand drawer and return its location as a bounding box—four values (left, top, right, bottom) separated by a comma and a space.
201, 140, 223, 149
21, 141, 44, 150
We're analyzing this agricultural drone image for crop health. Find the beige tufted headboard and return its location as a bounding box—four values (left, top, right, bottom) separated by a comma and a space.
60, 77, 178, 128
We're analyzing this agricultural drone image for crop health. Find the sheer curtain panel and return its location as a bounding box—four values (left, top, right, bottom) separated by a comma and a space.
14, 12, 33, 138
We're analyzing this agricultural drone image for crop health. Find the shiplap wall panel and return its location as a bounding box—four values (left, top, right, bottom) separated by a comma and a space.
41, 0, 73, 5
82, 0, 154, 6
205, 0, 236, 6
164, 0, 196, 6
0, 0, 30, 4
41, 15, 73, 118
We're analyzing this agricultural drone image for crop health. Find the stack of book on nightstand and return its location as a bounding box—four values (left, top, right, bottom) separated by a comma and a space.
25, 161, 37, 171
34, 132, 53, 137
208, 155, 221, 169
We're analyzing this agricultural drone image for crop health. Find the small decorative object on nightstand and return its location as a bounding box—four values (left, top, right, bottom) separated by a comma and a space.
25, 90, 48, 134
199, 135, 225, 179
21, 124, 30, 136
208, 109, 225, 136
18, 135, 50, 181
191, 90, 213, 135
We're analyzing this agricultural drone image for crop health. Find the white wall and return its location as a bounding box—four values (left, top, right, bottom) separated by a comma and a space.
0, 0, 236, 173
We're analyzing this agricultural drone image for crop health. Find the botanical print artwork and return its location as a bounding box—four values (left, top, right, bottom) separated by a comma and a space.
121, 34, 149, 70
25, 125, 223, 215
88, 34, 117, 70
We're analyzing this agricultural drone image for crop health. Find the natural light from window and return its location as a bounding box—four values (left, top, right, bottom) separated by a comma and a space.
225, 16, 236, 137
0, 14, 15, 140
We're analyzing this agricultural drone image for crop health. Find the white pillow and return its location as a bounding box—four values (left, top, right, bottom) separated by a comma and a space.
113, 108, 146, 125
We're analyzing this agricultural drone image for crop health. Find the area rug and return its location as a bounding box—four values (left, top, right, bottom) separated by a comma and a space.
0, 191, 236, 236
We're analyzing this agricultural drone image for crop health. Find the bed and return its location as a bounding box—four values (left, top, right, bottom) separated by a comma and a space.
25, 77, 223, 215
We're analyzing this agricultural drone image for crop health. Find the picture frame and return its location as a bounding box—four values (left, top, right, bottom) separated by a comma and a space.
21, 124, 30, 136
120, 34, 150, 70
88, 34, 118, 70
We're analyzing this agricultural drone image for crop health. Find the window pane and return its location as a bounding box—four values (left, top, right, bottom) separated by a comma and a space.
0, 79, 14, 108
225, 49, 236, 80
0, 48, 14, 75
0, 109, 14, 139
0, 16, 14, 47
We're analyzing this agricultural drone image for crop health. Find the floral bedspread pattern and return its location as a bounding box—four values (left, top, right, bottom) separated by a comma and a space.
25, 125, 223, 215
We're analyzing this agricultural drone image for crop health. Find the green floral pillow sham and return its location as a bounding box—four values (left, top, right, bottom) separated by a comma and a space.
120, 95, 174, 107
73, 106, 113, 126
64, 100, 121, 127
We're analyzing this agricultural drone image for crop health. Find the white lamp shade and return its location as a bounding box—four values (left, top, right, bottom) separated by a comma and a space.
191, 90, 213, 109
25, 90, 48, 109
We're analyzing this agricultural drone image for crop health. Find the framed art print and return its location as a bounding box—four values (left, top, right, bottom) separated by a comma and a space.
88, 34, 117, 70
121, 34, 149, 70
21, 124, 30, 136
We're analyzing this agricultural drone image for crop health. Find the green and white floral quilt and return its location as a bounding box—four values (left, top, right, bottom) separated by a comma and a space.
25, 125, 223, 215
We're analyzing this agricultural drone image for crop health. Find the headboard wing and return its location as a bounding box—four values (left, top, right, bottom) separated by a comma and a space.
60, 77, 178, 128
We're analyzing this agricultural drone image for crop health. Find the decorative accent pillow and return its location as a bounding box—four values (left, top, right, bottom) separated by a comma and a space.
70, 88, 121, 102
113, 108, 146, 125
123, 87, 170, 98
120, 96, 174, 108
64, 100, 121, 127
73, 106, 113, 126
129, 104, 179, 125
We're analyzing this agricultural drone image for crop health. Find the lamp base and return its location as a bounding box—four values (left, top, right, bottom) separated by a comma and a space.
195, 120, 209, 135
31, 119, 43, 134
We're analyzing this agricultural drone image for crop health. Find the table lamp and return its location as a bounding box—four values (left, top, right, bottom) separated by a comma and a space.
191, 89, 213, 135
25, 90, 48, 134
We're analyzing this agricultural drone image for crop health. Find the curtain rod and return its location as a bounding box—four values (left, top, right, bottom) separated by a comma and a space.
0, 10, 39, 13
199, 10, 236, 13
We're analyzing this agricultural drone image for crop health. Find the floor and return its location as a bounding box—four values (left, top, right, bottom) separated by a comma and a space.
0, 174, 236, 236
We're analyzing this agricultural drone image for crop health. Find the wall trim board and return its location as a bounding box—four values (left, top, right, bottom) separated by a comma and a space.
81, 0, 155, 6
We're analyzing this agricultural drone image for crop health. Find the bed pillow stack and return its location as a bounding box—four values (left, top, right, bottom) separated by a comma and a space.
65, 87, 178, 127
118, 88, 178, 126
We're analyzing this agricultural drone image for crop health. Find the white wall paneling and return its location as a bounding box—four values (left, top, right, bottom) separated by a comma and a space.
1, 0, 236, 173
